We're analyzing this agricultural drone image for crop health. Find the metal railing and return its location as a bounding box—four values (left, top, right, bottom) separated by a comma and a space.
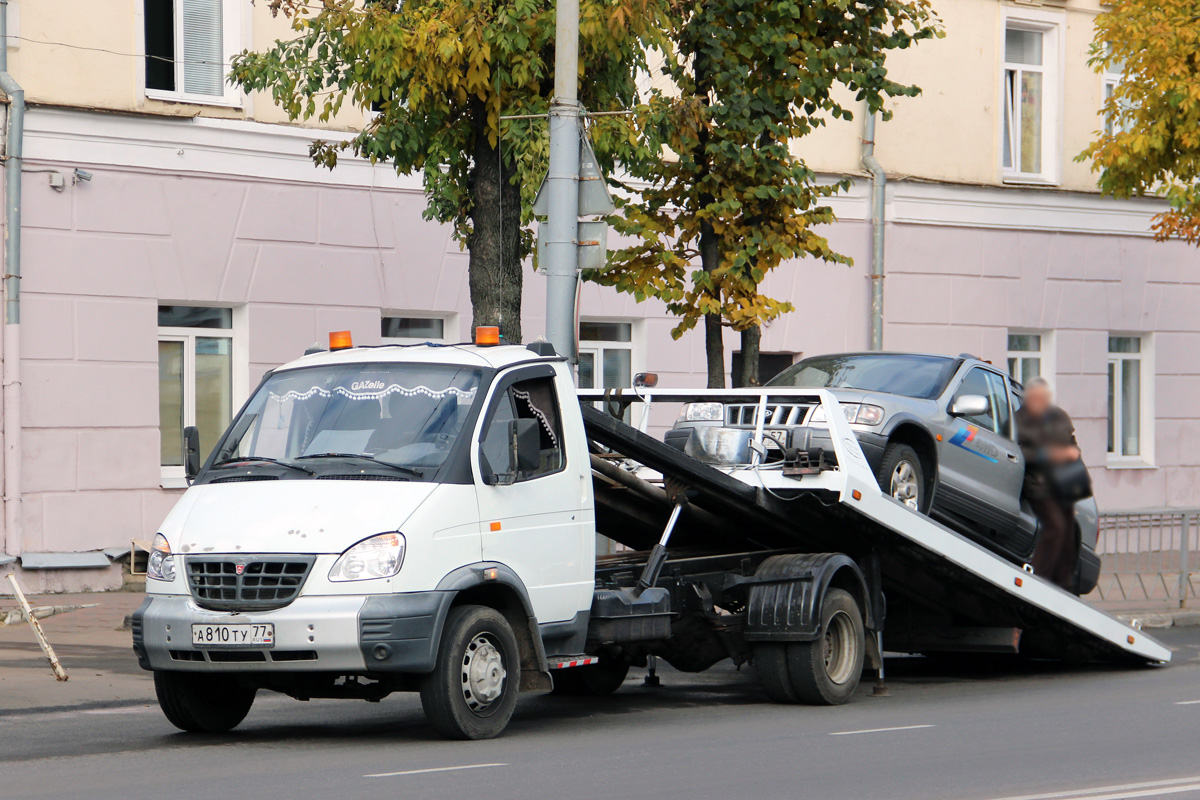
1087, 509, 1199, 608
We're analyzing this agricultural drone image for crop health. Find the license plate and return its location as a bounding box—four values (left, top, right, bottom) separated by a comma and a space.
191, 623, 274, 648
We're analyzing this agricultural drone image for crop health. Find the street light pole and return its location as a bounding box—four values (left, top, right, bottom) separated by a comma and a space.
543, 0, 580, 360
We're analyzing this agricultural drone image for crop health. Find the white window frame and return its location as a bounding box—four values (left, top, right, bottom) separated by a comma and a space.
1006, 329, 1054, 386
577, 318, 644, 392
1107, 333, 1155, 469
1102, 57, 1128, 138
1001, 10, 1063, 186
141, 0, 245, 108
159, 307, 248, 488
381, 312, 458, 346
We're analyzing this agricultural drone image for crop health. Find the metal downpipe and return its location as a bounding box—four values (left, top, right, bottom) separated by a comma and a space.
0, 0, 23, 558
862, 112, 886, 351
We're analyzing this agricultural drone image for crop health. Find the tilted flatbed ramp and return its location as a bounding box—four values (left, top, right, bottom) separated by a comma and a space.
580, 389, 1169, 665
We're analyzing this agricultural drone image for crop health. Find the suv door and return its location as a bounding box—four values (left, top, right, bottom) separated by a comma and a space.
936, 367, 1025, 538
472, 367, 592, 624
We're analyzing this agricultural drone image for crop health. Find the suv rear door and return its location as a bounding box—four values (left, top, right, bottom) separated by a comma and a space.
936, 366, 1025, 541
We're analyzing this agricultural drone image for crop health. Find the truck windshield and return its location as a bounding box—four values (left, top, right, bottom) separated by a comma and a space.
766, 354, 957, 400
211, 363, 484, 477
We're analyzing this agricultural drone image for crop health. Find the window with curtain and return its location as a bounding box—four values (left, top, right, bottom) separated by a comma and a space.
144, 0, 234, 101
158, 306, 236, 484
1007, 332, 1048, 385
1003, 27, 1045, 178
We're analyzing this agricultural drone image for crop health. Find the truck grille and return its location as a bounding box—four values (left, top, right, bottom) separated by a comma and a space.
726, 403, 811, 427
185, 555, 316, 611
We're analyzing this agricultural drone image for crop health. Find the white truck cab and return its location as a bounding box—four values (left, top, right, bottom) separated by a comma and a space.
136, 339, 596, 739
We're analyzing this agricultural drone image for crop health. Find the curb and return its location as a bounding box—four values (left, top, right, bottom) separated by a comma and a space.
1116, 610, 1200, 630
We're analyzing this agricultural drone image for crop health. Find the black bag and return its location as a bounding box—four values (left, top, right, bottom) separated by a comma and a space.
1049, 458, 1093, 502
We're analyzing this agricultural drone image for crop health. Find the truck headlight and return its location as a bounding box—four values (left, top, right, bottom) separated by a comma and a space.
679, 402, 724, 422
328, 533, 405, 582
810, 403, 885, 426
147, 533, 176, 582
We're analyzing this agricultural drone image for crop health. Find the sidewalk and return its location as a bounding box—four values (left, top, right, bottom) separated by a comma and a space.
0, 590, 153, 715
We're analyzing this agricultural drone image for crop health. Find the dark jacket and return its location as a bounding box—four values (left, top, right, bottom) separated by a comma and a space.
1016, 405, 1077, 500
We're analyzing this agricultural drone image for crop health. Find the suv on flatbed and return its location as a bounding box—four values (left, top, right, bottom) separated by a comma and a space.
670, 352, 1100, 595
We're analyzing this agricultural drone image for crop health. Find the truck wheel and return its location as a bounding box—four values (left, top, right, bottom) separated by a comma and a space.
552, 658, 630, 696
877, 443, 927, 513
787, 589, 865, 705
754, 644, 799, 704
153, 671, 256, 733
420, 604, 520, 740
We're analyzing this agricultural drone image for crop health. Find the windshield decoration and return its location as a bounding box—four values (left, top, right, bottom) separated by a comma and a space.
267, 385, 478, 403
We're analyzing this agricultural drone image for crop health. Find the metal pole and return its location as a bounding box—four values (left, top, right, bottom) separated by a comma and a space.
543, 0, 581, 361
1179, 513, 1190, 609
862, 112, 885, 351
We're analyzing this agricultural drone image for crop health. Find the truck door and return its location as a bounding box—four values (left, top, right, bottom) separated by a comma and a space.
473, 367, 592, 624
937, 367, 1025, 536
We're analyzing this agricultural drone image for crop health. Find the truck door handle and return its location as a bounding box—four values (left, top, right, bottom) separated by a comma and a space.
1007, 453, 1019, 462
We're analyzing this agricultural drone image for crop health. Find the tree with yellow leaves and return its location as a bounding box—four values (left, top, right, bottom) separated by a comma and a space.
231, 0, 666, 343
1081, 0, 1200, 244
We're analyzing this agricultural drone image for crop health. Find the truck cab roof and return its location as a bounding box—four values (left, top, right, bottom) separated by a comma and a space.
277, 342, 555, 374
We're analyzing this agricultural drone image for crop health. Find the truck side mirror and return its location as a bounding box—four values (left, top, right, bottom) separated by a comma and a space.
950, 394, 989, 418
510, 418, 540, 473
184, 426, 201, 481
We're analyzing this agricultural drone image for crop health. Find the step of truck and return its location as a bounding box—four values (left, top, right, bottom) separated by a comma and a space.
546, 655, 600, 670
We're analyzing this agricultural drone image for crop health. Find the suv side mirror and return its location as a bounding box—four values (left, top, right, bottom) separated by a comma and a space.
950, 394, 989, 418
183, 426, 201, 481
510, 418, 540, 472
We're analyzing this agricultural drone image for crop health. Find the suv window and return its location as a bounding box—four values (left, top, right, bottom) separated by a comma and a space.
479, 376, 565, 482
953, 367, 1010, 435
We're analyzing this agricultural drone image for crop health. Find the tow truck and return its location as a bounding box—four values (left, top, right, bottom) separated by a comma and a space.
132, 329, 1169, 740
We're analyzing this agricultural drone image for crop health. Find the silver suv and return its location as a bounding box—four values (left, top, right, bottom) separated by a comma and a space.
669, 352, 1100, 595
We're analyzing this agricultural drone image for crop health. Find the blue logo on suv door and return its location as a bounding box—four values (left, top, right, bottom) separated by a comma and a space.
949, 425, 999, 463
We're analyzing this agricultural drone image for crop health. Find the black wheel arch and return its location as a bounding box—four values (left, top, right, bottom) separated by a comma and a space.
435, 563, 553, 691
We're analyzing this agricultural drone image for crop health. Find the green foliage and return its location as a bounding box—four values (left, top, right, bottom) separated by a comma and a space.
1080, 0, 1200, 244
595, 0, 941, 342
230, 0, 665, 258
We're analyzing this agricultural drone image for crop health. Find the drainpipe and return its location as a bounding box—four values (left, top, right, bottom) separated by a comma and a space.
862, 112, 886, 351
0, 0, 23, 558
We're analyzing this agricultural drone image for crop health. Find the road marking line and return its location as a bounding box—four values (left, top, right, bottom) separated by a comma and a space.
1175, 700, 1200, 705
364, 763, 508, 779
988, 775, 1200, 800
829, 724, 934, 736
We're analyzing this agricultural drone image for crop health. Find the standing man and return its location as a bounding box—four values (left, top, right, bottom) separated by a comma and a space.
1016, 378, 1082, 590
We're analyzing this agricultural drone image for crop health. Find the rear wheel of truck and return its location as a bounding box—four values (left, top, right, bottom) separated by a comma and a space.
420, 604, 520, 740
153, 671, 256, 733
787, 589, 865, 705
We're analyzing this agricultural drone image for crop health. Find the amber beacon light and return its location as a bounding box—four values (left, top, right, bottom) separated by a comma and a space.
329, 330, 354, 350
475, 326, 501, 346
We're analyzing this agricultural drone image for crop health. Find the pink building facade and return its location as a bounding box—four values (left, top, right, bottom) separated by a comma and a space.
1, 106, 1197, 591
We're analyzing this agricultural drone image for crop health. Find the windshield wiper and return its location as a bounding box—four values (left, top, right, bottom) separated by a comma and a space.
210, 456, 315, 475
296, 453, 423, 478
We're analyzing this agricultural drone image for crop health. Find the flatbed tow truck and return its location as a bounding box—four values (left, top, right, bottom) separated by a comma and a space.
133, 337, 1168, 740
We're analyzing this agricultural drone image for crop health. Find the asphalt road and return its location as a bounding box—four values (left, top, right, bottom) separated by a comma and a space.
2, 627, 1199, 800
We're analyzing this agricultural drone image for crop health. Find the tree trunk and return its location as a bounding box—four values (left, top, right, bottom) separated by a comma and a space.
700, 219, 724, 388
467, 98, 523, 344
739, 325, 761, 387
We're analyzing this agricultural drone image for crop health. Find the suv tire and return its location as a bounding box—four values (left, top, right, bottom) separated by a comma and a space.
877, 442, 929, 513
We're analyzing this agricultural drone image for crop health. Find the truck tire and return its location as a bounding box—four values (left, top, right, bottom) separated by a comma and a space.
877, 443, 928, 513
154, 671, 256, 733
787, 588, 865, 705
551, 658, 630, 696
754, 644, 799, 704
419, 604, 520, 740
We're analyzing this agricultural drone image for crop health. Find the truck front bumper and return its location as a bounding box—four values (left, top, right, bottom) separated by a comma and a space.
133, 592, 453, 674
